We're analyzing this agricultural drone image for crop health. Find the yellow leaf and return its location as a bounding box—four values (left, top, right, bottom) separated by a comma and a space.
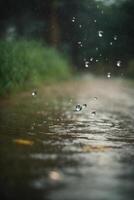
13, 139, 34, 146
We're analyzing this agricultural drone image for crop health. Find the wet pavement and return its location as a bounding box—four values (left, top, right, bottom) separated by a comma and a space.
0, 77, 134, 200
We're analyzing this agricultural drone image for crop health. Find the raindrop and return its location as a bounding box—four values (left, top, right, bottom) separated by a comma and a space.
98, 30, 103, 37
94, 19, 97, 23
75, 104, 82, 112
96, 59, 99, 62
83, 104, 87, 108
99, 54, 102, 57
94, 97, 98, 101
72, 17, 76, 22
85, 61, 89, 68
96, 47, 99, 51
91, 111, 96, 116
107, 72, 111, 78
90, 57, 93, 62
79, 24, 82, 28
116, 60, 121, 67
110, 42, 113, 45
114, 35, 117, 40
77, 41, 83, 47
32, 90, 37, 97
101, 10, 104, 14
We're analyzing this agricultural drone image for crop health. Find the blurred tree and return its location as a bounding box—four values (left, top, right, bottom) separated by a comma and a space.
48, 0, 60, 47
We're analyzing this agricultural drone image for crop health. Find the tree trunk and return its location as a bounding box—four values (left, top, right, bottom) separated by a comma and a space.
49, 1, 60, 48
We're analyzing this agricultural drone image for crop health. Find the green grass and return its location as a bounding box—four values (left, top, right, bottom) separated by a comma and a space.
0, 40, 71, 95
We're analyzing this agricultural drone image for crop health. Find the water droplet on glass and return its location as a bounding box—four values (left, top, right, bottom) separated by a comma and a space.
99, 54, 102, 57
107, 72, 111, 78
90, 57, 93, 61
114, 35, 117, 40
101, 10, 104, 14
75, 104, 82, 112
116, 60, 121, 67
79, 24, 82, 28
96, 59, 99, 63
110, 42, 113, 45
94, 19, 97, 23
96, 47, 99, 51
98, 31, 103, 37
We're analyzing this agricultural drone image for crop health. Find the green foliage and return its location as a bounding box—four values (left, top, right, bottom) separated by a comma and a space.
0, 40, 71, 95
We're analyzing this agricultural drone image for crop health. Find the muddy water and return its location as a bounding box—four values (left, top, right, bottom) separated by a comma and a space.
0, 78, 134, 200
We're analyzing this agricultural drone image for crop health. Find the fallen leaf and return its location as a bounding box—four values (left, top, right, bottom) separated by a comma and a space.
13, 139, 34, 146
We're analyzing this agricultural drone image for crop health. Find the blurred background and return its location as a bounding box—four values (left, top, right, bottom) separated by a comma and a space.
1, 2, 134, 200
0, 0, 134, 95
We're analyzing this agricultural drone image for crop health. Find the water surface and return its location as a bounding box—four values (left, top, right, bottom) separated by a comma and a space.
0, 78, 134, 200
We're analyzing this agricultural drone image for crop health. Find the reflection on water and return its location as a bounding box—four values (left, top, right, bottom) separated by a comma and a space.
0, 79, 134, 200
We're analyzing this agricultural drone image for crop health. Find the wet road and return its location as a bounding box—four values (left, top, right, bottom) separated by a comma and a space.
0, 77, 134, 200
